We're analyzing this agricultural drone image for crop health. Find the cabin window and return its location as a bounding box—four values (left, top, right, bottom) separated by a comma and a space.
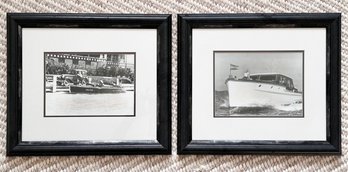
278, 76, 285, 85
259, 75, 276, 81
86, 60, 91, 65
286, 80, 294, 89
250, 75, 259, 80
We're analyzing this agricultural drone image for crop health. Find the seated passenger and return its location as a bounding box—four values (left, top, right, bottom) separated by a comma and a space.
97, 80, 104, 87
242, 70, 251, 80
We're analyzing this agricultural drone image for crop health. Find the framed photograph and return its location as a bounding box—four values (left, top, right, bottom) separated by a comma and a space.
7, 13, 171, 155
178, 13, 341, 154
214, 50, 304, 118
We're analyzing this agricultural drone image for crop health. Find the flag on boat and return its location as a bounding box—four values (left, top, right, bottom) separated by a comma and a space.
230, 64, 239, 70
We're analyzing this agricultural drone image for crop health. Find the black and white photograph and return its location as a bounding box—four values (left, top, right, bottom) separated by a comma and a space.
214, 51, 304, 117
45, 52, 135, 117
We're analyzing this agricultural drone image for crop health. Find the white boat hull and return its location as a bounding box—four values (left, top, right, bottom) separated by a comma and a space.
226, 80, 302, 107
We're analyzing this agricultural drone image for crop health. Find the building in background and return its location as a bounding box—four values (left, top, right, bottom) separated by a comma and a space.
45, 53, 134, 75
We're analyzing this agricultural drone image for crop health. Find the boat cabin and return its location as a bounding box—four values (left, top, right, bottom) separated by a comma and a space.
249, 73, 296, 91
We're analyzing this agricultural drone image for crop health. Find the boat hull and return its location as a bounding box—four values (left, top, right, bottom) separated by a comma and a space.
121, 84, 134, 91
226, 80, 302, 107
70, 85, 126, 94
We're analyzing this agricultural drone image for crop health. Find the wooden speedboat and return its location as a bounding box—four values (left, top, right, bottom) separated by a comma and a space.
70, 85, 126, 94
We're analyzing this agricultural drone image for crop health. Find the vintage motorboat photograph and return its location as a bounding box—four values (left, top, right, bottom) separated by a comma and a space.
214, 51, 304, 117
45, 52, 135, 117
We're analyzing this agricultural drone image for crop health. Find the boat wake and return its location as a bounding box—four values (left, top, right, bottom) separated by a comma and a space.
275, 101, 302, 111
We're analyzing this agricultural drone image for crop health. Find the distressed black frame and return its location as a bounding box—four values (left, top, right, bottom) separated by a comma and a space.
7, 13, 171, 155
178, 13, 341, 154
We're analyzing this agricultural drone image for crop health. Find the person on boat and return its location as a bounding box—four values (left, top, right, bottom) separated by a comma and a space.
73, 73, 83, 85
97, 80, 104, 87
81, 79, 86, 85
279, 77, 285, 85
117, 76, 121, 85
77, 73, 83, 79
243, 70, 251, 80
85, 77, 94, 86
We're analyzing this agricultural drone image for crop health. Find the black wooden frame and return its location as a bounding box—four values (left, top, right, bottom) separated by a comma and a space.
177, 13, 341, 154
7, 13, 171, 155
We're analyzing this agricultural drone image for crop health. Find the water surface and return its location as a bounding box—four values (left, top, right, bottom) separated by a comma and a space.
46, 91, 134, 116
